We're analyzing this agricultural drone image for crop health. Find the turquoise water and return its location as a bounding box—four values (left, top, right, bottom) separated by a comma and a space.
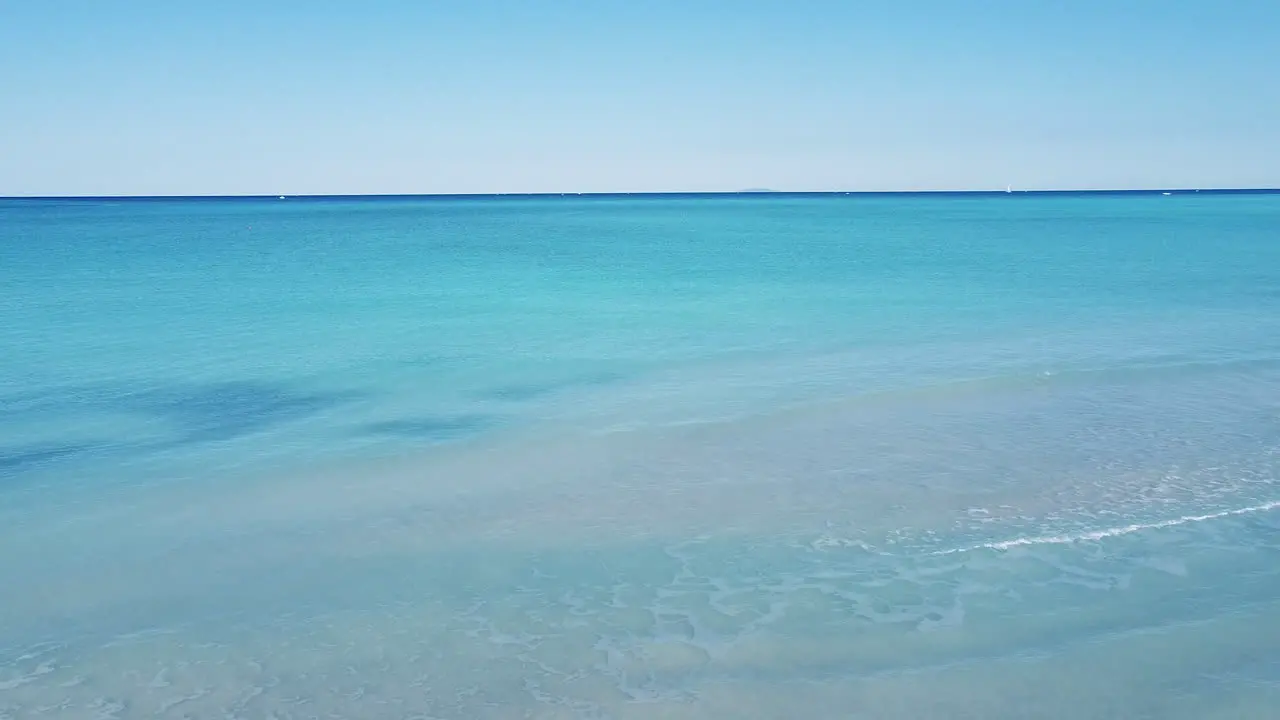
2, 192, 1279, 718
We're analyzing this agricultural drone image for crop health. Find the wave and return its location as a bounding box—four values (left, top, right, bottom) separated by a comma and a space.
932, 500, 1280, 556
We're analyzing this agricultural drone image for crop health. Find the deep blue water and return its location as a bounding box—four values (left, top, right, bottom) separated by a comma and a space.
2, 192, 1279, 718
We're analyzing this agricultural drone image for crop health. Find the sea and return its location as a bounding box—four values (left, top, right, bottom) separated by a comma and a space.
2, 191, 1279, 719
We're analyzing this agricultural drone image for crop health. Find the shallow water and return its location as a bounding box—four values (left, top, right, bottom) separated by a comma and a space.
2, 193, 1279, 718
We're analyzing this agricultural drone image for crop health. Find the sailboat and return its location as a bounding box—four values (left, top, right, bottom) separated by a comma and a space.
1005, 185, 1013, 194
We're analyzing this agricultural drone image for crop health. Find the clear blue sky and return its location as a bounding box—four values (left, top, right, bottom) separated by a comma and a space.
3, 1, 1279, 195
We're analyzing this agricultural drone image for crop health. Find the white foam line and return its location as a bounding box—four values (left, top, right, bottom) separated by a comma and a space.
931, 500, 1280, 556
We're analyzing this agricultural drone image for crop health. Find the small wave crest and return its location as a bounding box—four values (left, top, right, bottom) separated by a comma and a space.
932, 500, 1280, 556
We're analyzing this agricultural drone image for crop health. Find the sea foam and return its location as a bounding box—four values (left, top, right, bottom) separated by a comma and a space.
932, 500, 1280, 556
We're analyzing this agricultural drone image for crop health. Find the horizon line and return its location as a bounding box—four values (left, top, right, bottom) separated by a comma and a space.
4, 187, 1280, 201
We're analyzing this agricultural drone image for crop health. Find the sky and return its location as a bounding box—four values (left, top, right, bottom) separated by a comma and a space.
2, 1, 1279, 196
